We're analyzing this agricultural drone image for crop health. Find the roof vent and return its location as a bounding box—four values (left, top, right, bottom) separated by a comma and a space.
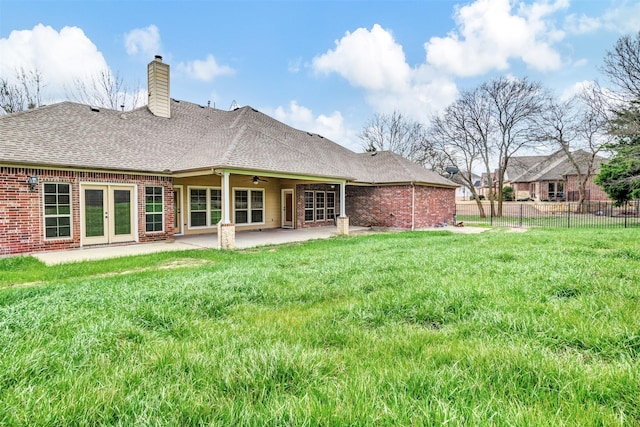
90, 106, 100, 112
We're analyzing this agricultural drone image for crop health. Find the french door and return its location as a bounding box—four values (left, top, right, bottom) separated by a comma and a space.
82, 185, 135, 245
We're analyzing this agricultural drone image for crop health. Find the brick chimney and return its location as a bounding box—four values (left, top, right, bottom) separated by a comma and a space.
147, 55, 170, 118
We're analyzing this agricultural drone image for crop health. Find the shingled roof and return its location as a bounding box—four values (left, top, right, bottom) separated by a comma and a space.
0, 99, 456, 187
509, 149, 608, 183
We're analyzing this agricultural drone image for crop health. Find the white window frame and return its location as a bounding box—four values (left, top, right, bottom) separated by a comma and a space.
187, 186, 222, 229
304, 191, 315, 222
315, 191, 325, 221
145, 186, 164, 233
233, 188, 265, 225
304, 190, 335, 222
43, 182, 73, 240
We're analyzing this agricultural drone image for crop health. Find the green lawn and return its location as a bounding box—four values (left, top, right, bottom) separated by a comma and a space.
1, 229, 639, 425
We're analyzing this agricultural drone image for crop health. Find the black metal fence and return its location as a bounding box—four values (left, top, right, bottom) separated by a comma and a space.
455, 201, 640, 229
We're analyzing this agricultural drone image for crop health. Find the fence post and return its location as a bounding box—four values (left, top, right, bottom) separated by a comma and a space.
519, 203, 523, 227
625, 202, 628, 228
567, 203, 571, 228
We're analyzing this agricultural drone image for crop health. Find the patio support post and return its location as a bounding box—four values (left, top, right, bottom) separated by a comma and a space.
219, 170, 236, 249
222, 171, 231, 224
337, 180, 349, 235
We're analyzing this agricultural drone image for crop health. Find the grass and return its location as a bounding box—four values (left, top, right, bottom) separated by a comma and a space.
1, 228, 639, 425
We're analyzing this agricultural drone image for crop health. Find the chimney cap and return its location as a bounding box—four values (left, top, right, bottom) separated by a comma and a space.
154, 55, 163, 61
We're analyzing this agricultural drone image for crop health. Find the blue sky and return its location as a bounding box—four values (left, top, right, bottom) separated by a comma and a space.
1, 0, 639, 151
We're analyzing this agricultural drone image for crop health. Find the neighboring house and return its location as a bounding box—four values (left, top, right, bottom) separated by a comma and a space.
507, 150, 610, 202
0, 56, 457, 256
453, 172, 481, 200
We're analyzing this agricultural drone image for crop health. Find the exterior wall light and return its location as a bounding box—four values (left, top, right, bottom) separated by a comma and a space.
27, 175, 39, 191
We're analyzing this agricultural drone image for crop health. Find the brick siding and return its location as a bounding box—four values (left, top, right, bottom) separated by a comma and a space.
0, 167, 174, 255
565, 175, 610, 202
346, 185, 455, 229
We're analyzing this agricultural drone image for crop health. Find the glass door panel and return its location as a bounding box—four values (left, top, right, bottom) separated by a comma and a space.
83, 187, 108, 245
110, 187, 134, 243
113, 190, 132, 235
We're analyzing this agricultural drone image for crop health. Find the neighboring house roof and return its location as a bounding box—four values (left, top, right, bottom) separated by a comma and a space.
509, 149, 608, 183
505, 155, 547, 181
0, 100, 455, 187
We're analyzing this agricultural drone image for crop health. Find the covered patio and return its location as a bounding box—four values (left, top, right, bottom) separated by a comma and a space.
32, 226, 369, 265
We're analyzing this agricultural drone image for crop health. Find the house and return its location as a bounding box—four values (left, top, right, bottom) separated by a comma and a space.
0, 56, 457, 256
506, 150, 610, 202
452, 172, 481, 200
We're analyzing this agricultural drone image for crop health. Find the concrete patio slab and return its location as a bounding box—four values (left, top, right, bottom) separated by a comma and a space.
30, 225, 494, 265
32, 226, 367, 265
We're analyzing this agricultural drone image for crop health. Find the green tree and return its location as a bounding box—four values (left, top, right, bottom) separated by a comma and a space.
502, 186, 515, 202
595, 101, 640, 205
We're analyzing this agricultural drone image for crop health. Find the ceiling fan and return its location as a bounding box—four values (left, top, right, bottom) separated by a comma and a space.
250, 175, 269, 185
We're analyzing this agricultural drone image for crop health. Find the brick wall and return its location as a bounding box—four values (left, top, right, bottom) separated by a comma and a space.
565, 175, 610, 201
346, 184, 455, 229
0, 167, 174, 255
296, 184, 341, 228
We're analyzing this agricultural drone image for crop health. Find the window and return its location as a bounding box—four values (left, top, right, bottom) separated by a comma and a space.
304, 191, 314, 221
548, 182, 564, 200
251, 190, 264, 223
234, 189, 264, 224
188, 187, 222, 228
304, 190, 335, 222
43, 183, 72, 239
210, 189, 222, 224
190, 188, 208, 227
145, 186, 164, 232
315, 192, 325, 221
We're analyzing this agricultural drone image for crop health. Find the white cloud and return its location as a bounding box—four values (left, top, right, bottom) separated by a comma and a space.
564, 13, 602, 34
602, 1, 640, 34
271, 101, 360, 151
312, 24, 411, 92
177, 54, 234, 82
311, 24, 459, 125
425, 0, 568, 76
0, 24, 109, 102
124, 25, 161, 59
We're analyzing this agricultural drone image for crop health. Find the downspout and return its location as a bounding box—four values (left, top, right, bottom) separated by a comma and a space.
411, 182, 415, 231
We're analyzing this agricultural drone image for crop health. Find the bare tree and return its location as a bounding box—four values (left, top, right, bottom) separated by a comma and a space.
360, 111, 424, 160
428, 90, 488, 217
0, 67, 46, 113
67, 68, 142, 111
360, 110, 450, 172
602, 31, 640, 100
540, 85, 613, 211
481, 76, 546, 216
